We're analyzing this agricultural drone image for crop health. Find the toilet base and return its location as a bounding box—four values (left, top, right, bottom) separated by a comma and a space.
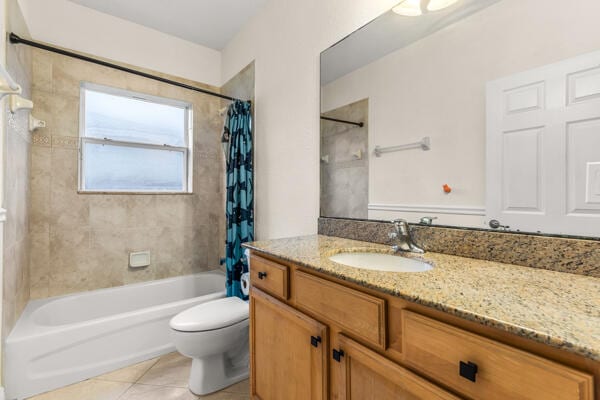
188, 355, 249, 395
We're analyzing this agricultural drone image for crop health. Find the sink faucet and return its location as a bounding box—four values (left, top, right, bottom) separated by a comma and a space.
388, 219, 424, 254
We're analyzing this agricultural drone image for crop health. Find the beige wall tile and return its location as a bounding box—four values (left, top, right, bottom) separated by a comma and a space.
29, 49, 237, 299
3, 44, 32, 339
88, 196, 129, 228
31, 90, 80, 137
29, 222, 50, 299
31, 49, 53, 92
320, 99, 369, 219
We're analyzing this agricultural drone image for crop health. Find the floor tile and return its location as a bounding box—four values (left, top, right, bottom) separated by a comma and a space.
198, 392, 250, 399
118, 383, 250, 400
137, 352, 191, 387
27, 379, 131, 400
94, 358, 159, 383
27, 353, 250, 400
222, 379, 249, 394
118, 384, 197, 400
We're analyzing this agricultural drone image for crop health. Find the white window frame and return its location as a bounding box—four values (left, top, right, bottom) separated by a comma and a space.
78, 82, 194, 194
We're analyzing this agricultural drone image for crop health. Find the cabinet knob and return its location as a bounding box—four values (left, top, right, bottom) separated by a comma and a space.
258, 271, 267, 280
332, 349, 345, 362
459, 361, 478, 382
310, 336, 322, 348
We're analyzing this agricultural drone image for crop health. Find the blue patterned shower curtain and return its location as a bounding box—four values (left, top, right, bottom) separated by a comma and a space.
223, 100, 253, 299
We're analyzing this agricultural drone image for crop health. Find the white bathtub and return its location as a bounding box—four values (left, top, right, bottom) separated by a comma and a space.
5, 271, 226, 399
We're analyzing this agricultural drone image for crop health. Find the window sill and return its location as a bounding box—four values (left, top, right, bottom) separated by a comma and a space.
77, 191, 195, 195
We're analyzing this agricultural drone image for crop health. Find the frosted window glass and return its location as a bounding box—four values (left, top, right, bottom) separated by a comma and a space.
82, 142, 185, 191
84, 89, 186, 146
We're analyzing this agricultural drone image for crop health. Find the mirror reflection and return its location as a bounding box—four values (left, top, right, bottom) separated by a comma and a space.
320, 0, 600, 237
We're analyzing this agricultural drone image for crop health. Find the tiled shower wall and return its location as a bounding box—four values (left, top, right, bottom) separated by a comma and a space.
3, 42, 32, 339
320, 99, 368, 219
29, 48, 226, 299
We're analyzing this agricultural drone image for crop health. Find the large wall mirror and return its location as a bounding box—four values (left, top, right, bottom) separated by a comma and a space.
320, 0, 600, 238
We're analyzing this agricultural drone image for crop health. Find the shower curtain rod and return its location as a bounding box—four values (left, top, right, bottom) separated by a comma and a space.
9, 33, 249, 104
320, 116, 364, 127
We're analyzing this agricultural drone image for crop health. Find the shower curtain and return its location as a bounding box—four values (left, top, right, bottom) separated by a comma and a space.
223, 100, 254, 299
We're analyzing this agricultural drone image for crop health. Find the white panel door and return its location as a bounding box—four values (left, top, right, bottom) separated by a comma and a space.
487, 51, 600, 237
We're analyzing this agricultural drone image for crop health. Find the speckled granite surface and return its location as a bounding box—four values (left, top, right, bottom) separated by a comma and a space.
318, 217, 600, 278
244, 235, 600, 361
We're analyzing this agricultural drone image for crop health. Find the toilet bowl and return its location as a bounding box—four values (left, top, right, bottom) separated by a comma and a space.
170, 296, 249, 395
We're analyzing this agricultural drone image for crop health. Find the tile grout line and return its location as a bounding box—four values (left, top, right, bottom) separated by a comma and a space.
114, 382, 135, 400
132, 356, 163, 385
115, 356, 162, 400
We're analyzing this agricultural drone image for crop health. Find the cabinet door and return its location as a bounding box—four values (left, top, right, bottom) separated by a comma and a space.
333, 334, 459, 400
251, 288, 328, 400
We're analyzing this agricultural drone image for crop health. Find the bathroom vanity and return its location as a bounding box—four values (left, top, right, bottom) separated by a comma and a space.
244, 235, 600, 400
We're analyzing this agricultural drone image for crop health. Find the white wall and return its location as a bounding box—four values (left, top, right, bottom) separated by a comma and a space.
17, 0, 222, 87
322, 0, 600, 226
0, 0, 6, 387
221, 0, 398, 239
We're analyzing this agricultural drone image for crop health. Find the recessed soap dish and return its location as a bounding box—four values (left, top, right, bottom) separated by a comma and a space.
129, 251, 151, 268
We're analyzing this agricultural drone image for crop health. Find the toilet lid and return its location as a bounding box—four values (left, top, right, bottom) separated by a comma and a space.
170, 297, 248, 332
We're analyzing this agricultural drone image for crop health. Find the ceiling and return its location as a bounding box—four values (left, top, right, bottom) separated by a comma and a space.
321, 0, 501, 85
68, 0, 267, 50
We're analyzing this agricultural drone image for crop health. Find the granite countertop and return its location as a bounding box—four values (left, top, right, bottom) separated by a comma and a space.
243, 234, 600, 361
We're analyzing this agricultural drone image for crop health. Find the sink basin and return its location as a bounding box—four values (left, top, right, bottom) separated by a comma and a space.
329, 252, 432, 272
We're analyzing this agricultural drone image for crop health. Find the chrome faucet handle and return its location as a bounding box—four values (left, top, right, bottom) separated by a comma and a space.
389, 219, 424, 254
390, 219, 409, 234
419, 216, 437, 225
489, 219, 510, 231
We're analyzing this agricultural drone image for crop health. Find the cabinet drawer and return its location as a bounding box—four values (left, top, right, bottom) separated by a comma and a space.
250, 255, 289, 300
402, 311, 594, 400
294, 270, 386, 349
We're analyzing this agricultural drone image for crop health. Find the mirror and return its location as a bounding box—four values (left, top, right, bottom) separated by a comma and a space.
320, 0, 600, 238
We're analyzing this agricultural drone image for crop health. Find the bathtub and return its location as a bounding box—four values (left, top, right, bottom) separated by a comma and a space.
5, 271, 226, 399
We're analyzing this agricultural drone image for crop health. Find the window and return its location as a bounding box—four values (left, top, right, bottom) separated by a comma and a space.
79, 83, 193, 193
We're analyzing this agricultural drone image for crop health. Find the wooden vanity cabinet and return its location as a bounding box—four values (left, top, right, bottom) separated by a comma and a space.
333, 334, 459, 400
250, 288, 328, 400
248, 252, 597, 400
402, 311, 594, 400
250, 254, 290, 300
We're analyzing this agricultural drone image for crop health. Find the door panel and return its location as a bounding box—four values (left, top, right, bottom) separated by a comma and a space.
251, 288, 328, 400
487, 50, 600, 236
334, 334, 459, 400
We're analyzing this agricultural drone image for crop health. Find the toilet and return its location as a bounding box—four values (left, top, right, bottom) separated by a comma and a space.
170, 296, 249, 395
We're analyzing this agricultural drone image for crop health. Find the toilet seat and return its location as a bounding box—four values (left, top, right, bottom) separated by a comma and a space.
170, 297, 248, 332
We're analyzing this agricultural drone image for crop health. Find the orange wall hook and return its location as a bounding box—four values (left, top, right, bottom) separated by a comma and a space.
443, 184, 452, 193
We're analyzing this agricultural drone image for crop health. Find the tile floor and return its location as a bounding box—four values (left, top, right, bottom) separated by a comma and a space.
27, 352, 250, 400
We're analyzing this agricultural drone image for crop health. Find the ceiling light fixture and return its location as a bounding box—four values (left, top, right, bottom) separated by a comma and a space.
427, 0, 459, 11
392, 0, 422, 16
392, 0, 459, 16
